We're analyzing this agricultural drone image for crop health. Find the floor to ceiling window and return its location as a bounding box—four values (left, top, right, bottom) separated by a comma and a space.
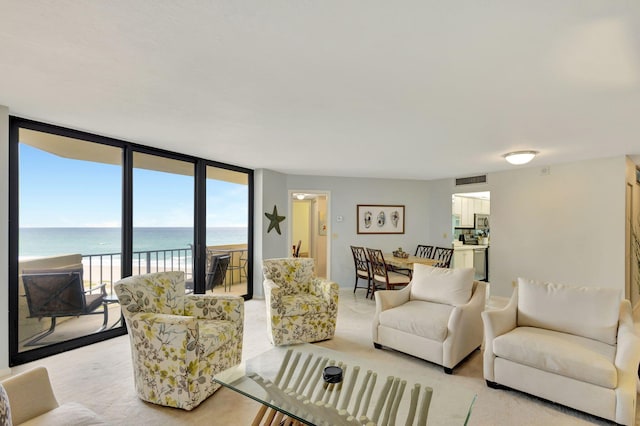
132, 152, 195, 288
13, 127, 123, 359
205, 165, 250, 296
9, 118, 253, 366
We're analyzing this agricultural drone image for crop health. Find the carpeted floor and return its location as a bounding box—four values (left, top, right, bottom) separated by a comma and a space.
7, 289, 638, 425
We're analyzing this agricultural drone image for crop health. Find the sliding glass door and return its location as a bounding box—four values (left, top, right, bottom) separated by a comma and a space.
132, 152, 194, 289
15, 128, 123, 354
204, 165, 250, 296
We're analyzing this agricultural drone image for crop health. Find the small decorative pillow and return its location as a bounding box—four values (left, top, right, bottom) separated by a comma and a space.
0, 383, 12, 426
410, 264, 474, 306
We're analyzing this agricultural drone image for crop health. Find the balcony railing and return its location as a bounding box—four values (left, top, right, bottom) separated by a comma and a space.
81, 244, 247, 295
83, 247, 193, 295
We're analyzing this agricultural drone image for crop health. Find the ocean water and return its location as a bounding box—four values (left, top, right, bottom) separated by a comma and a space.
19, 227, 248, 258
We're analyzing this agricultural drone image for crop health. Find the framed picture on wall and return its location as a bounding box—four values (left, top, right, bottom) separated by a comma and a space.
357, 204, 405, 234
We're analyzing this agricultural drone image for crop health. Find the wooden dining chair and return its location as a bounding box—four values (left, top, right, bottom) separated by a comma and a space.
366, 248, 411, 296
350, 245, 372, 297
415, 245, 435, 259
433, 247, 454, 268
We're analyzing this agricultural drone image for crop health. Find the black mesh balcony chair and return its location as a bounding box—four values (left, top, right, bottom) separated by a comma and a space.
21, 270, 108, 346
206, 254, 231, 291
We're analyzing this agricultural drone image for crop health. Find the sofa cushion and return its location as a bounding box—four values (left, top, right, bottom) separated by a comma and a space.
409, 265, 474, 306
517, 278, 621, 345
493, 327, 617, 389
379, 300, 453, 342
20, 402, 109, 426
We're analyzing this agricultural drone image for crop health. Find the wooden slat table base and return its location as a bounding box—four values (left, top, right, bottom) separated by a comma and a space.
248, 348, 433, 426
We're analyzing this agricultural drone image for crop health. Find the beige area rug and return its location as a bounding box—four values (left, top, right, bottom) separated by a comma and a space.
9, 289, 638, 425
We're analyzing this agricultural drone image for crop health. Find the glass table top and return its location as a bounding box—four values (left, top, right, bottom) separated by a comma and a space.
215, 343, 476, 426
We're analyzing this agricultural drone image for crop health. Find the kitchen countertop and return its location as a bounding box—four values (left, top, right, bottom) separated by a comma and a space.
452, 243, 489, 250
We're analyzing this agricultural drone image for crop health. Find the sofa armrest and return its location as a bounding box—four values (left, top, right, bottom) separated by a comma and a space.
375, 284, 412, 312
481, 288, 517, 381
184, 294, 244, 324
263, 278, 278, 292
443, 281, 487, 368
309, 278, 340, 314
614, 299, 640, 373
127, 312, 199, 358
481, 289, 517, 342
612, 299, 640, 426
1, 367, 59, 425
263, 278, 281, 306
372, 285, 412, 342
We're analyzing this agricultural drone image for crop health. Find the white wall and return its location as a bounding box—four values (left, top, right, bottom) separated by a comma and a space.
279, 160, 627, 298
427, 157, 627, 298
254, 169, 288, 298
0, 106, 9, 375
491, 157, 625, 296
285, 175, 431, 291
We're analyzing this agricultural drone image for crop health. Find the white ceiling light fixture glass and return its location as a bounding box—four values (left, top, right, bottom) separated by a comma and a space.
295, 194, 305, 200
503, 150, 538, 165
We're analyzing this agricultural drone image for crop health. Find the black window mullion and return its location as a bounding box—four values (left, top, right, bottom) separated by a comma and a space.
122, 146, 133, 279
194, 160, 207, 293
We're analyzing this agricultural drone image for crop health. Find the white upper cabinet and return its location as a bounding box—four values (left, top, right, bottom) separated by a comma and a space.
453, 195, 490, 227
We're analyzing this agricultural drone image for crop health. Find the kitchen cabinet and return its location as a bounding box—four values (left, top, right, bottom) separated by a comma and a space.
453, 246, 474, 269
460, 197, 474, 227
453, 195, 490, 228
480, 199, 490, 214
452, 197, 462, 216
453, 244, 489, 281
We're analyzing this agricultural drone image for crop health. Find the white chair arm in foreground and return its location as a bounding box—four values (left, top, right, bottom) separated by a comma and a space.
0, 366, 108, 425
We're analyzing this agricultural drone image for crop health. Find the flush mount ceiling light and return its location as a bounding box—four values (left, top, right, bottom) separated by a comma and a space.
295, 194, 305, 200
503, 150, 539, 165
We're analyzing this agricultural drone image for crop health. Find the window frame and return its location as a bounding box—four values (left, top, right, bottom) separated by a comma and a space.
9, 116, 254, 366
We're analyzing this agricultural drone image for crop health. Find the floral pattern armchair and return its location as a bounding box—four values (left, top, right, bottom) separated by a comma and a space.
262, 258, 339, 346
114, 271, 243, 411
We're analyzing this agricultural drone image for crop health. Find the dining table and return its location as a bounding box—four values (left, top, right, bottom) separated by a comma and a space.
384, 253, 438, 270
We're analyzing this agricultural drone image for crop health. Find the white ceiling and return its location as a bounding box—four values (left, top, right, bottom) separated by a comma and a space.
1, 1, 639, 180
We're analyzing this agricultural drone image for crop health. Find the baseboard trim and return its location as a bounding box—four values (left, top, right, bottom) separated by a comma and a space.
0, 367, 12, 379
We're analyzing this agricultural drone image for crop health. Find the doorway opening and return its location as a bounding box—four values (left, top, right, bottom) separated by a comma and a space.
451, 191, 490, 282
289, 191, 330, 279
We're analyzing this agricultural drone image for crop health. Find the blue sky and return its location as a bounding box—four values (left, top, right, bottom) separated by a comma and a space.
19, 144, 248, 228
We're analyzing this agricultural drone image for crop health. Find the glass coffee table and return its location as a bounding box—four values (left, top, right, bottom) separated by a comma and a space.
215, 344, 476, 425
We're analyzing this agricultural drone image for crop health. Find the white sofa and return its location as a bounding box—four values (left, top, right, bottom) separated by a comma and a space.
482, 277, 640, 426
0, 367, 107, 425
372, 265, 486, 373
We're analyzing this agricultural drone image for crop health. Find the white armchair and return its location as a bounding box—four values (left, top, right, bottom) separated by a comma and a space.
372, 265, 485, 374
482, 278, 640, 425
262, 258, 339, 346
114, 271, 244, 411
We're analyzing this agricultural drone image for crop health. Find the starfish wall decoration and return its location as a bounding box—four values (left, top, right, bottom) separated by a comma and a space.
265, 205, 286, 235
